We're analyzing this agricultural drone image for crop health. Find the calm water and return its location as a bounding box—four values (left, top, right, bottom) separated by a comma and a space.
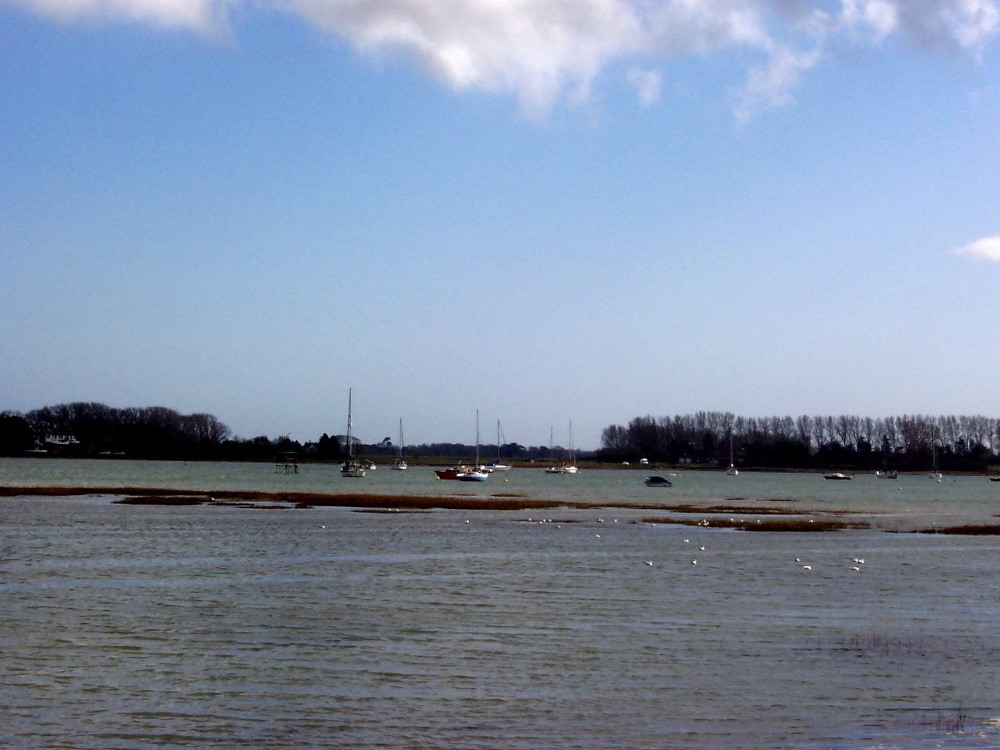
3, 459, 1000, 748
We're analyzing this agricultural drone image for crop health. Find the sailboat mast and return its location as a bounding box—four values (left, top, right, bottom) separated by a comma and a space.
347, 388, 353, 459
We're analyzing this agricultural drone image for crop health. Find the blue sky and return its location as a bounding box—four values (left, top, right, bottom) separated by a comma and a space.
2, 0, 998, 450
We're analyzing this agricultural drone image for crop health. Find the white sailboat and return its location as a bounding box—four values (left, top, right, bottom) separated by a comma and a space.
457, 410, 489, 482
545, 422, 578, 474
726, 436, 738, 476
340, 389, 366, 478
392, 418, 407, 470
488, 421, 511, 471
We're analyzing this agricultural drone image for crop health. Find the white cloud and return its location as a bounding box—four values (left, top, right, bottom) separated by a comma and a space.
627, 67, 662, 105
733, 45, 822, 124
952, 234, 1000, 262
284, 0, 647, 117
5, 0, 223, 30
5, 0, 1000, 119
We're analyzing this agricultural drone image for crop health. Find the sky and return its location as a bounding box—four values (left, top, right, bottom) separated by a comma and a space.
1, 0, 999, 450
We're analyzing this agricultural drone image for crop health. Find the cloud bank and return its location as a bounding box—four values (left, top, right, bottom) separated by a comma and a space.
6, 0, 999, 117
952, 234, 1000, 262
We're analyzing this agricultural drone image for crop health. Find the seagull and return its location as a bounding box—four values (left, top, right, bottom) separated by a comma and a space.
801, 565, 812, 570
699, 546, 706, 551
691, 560, 697, 565
683, 539, 690, 544
644, 561, 653, 566
850, 566, 861, 572
595, 534, 601, 539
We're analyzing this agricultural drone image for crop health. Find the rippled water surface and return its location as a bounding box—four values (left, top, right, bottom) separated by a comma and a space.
3, 459, 1000, 748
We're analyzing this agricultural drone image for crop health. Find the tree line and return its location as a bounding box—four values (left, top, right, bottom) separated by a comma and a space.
0, 402, 579, 463
1, 403, 237, 459
599, 412, 1000, 471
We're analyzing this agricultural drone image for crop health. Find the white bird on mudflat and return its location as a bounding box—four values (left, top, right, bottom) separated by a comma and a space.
801, 565, 812, 570
644, 561, 653, 566
850, 566, 861, 571
699, 546, 706, 551
691, 560, 697, 565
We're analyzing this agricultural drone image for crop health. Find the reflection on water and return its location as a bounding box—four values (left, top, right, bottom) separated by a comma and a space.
2, 460, 1000, 748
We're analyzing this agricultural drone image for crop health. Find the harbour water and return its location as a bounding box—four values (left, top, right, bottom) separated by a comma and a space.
2, 458, 1000, 748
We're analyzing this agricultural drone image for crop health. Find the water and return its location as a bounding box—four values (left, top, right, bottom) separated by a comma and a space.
3, 459, 1000, 748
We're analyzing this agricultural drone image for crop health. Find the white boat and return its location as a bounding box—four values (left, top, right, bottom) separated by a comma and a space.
544, 423, 578, 475
457, 411, 489, 482
488, 421, 512, 471
391, 418, 407, 470
824, 472, 852, 480
726, 435, 738, 476
340, 389, 366, 478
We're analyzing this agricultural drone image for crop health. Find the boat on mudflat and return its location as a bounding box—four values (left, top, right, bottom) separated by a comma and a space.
644, 475, 672, 487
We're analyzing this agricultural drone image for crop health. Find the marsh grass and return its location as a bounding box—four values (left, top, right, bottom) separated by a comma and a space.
640, 515, 869, 532
117, 495, 207, 505
912, 524, 1000, 535
1, 485, 878, 523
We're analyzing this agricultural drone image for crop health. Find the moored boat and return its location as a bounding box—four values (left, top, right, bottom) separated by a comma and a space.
544, 422, 578, 475
391, 419, 407, 470
340, 389, 366, 478
489, 421, 512, 471
458, 411, 489, 482
726, 435, 738, 476
435, 466, 466, 480
644, 475, 672, 487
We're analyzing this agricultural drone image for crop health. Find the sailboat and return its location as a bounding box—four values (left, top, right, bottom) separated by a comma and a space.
929, 443, 943, 481
488, 421, 512, 471
391, 418, 407, 470
545, 422, 578, 474
340, 389, 366, 478
726, 436, 739, 476
457, 411, 489, 482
